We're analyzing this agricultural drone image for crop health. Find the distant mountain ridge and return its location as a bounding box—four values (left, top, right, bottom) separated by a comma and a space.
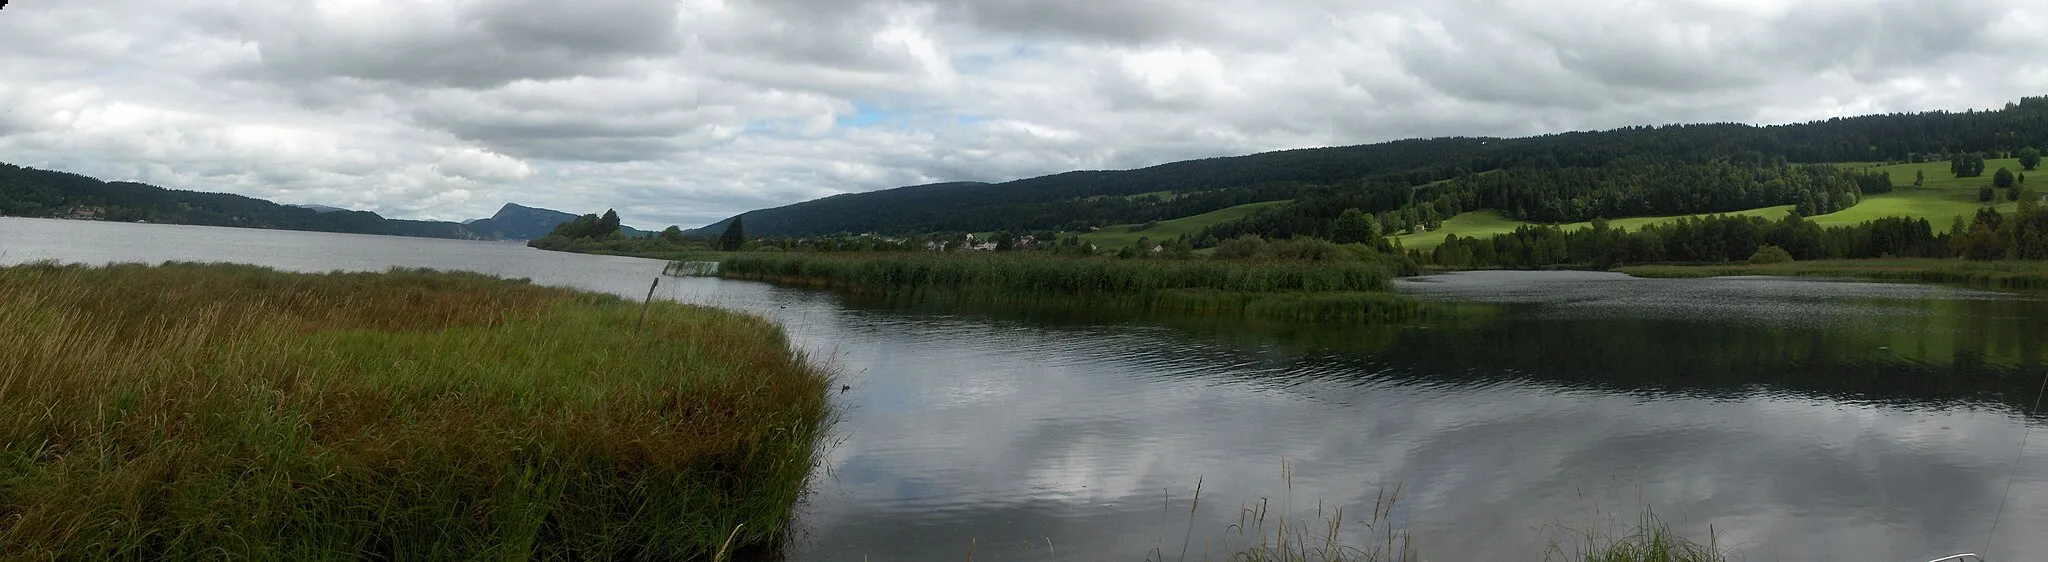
463, 203, 578, 240
693, 96, 2048, 238
0, 162, 649, 241
292, 204, 350, 214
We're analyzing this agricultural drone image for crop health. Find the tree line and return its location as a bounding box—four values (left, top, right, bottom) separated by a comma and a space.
1199, 159, 1893, 243
1418, 201, 2048, 269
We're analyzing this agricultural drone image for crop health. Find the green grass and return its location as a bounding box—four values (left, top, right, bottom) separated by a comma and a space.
1617, 258, 2048, 289
1397, 159, 2039, 250
1077, 200, 1292, 249
0, 262, 829, 559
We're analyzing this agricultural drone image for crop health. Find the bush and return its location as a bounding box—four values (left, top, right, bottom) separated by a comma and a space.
1213, 234, 1270, 259
1747, 245, 1794, 264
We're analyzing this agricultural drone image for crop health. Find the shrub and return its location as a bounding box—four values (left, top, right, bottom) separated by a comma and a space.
1747, 245, 1794, 264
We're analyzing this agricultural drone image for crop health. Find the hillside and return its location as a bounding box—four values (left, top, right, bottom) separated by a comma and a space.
1075, 200, 1291, 249
1392, 158, 2037, 249
0, 162, 636, 241
465, 203, 578, 240
697, 96, 2048, 238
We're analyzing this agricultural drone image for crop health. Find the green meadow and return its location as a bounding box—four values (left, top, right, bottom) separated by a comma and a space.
0, 263, 828, 559
1075, 200, 1291, 249
1393, 159, 2036, 250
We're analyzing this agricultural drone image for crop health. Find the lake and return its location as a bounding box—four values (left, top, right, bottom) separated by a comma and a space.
5, 216, 2045, 561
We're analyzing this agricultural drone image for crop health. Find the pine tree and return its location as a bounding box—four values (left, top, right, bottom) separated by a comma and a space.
718, 215, 746, 251
597, 209, 622, 237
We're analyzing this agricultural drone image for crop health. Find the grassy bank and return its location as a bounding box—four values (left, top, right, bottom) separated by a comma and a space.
1616, 258, 2048, 289
0, 262, 829, 559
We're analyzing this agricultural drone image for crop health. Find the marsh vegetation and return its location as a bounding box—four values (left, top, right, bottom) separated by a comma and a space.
0, 262, 828, 559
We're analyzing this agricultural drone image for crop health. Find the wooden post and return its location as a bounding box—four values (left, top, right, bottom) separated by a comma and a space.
636, 277, 660, 334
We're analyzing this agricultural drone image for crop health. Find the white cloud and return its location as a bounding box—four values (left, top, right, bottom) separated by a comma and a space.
1, 0, 2045, 228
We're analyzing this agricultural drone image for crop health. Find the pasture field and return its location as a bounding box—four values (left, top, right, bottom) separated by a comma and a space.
1076, 200, 1291, 249
1394, 158, 2036, 249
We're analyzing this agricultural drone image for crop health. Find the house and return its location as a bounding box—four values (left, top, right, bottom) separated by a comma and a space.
66, 207, 104, 220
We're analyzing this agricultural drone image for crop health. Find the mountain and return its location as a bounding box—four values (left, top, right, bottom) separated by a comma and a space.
293, 204, 350, 213
463, 203, 579, 240
693, 96, 2048, 238
466, 203, 656, 240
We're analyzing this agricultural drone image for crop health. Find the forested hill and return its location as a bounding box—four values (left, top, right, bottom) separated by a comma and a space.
0, 163, 497, 238
0, 163, 582, 240
695, 96, 2048, 238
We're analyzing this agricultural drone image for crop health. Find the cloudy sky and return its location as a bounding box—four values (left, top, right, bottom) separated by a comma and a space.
3, 0, 2046, 229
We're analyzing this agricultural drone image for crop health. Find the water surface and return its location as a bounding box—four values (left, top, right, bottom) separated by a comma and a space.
6, 217, 2046, 561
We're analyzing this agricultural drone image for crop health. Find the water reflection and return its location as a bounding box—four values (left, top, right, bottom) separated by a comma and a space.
6, 218, 2047, 561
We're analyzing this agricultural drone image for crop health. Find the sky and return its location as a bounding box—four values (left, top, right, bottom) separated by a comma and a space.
3, 0, 2046, 230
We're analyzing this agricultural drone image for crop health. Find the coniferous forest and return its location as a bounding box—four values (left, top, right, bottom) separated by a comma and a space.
696, 96, 2048, 239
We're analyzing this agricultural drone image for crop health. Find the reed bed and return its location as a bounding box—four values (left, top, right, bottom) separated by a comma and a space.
719, 253, 1392, 297
0, 262, 829, 559
715, 253, 1424, 324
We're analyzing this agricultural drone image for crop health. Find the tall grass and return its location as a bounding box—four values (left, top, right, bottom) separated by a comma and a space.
718, 253, 1392, 298
1543, 509, 1729, 562
0, 262, 829, 559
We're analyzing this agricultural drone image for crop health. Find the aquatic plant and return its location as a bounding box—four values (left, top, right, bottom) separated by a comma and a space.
717, 253, 1393, 297
1543, 509, 1728, 562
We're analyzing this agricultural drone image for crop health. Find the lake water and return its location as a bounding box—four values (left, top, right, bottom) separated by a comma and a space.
5, 216, 2047, 561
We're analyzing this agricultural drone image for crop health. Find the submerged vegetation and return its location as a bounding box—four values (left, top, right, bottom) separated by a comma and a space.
0, 262, 828, 559
1618, 258, 2048, 289
1114, 465, 1724, 562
